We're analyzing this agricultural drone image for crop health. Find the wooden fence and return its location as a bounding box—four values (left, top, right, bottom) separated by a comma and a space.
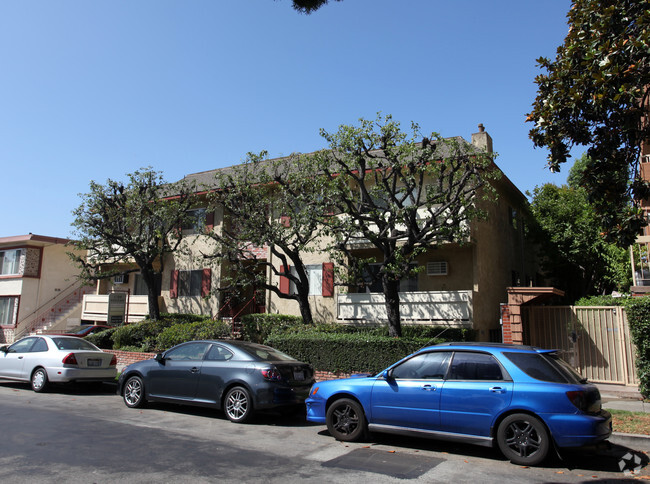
522, 306, 638, 386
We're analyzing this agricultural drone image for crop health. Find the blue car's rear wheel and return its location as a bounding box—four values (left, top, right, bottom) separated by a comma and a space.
326, 398, 367, 442
497, 413, 550, 466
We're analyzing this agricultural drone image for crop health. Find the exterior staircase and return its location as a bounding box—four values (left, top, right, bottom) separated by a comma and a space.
13, 283, 95, 341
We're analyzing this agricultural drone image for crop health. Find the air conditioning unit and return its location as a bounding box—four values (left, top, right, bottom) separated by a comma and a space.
113, 274, 128, 285
427, 261, 448, 276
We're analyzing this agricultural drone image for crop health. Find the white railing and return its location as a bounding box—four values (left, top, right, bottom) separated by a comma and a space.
337, 290, 472, 324
81, 294, 150, 323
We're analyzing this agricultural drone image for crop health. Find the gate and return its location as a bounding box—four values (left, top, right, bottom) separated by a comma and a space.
521, 306, 638, 386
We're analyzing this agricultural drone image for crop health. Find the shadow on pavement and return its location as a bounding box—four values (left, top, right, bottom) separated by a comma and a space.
316, 429, 649, 475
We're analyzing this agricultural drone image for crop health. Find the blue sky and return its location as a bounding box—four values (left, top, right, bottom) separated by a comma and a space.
1, 0, 575, 238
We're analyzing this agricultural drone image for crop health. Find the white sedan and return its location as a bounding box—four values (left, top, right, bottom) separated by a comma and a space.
0, 335, 117, 392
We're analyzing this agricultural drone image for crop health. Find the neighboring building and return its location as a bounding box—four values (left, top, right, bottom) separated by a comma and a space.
83, 126, 538, 342
0, 234, 91, 343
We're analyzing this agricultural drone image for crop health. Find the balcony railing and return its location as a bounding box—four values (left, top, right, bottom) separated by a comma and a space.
81, 294, 150, 323
337, 290, 472, 324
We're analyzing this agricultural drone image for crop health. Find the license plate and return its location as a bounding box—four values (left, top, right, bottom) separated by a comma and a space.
87, 358, 102, 367
293, 370, 304, 381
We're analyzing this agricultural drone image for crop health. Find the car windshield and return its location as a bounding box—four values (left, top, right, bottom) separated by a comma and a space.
51, 338, 99, 351
503, 351, 585, 384
238, 343, 296, 362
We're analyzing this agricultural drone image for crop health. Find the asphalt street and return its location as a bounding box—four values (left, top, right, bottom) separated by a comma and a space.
0, 381, 647, 483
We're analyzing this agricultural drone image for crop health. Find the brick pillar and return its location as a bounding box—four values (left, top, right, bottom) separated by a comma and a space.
501, 304, 513, 344
505, 287, 565, 346
509, 301, 524, 345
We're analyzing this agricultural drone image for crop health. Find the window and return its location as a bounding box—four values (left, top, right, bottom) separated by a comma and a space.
179, 270, 203, 297
280, 263, 334, 297
0, 249, 22, 275
182, 208, 207, 234
31, 338, 49, 352
8, 337, 38, 353
206, 345, 234, 361
503, 352, 583, 384
169, 269, 211, 298
391, 351, 452, 379
447, 352, 504, 381
165, 342, 210, 361
427, 261, 448, 276
134, 273, 162, 296
52, 338, 99, 351
289, 265, 322, 296
0, 297, 17, 325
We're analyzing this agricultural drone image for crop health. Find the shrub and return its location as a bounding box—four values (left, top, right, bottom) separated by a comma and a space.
85, 327, 118, 349
240, 314, 304, 343
111, 319, 177, 350
623, 297, 650, 398
156, 319, 232, 351
575, 295, 630, 306
265, 332, 443, 374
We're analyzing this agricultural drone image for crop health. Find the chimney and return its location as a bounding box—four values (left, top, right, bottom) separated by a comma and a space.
471, 123, 493, 154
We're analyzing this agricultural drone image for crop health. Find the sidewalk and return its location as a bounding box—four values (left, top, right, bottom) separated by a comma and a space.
596, 383, 650, 452
598, 383, 649, 413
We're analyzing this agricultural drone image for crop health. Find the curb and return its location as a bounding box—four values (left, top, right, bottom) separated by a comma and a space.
610, 432, 650, 452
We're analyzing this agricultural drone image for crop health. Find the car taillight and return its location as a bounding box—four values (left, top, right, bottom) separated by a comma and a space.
62, 353, 78, 366
261, 368, 282, 381
109, 354, 117, 367
566, 390, 587, 411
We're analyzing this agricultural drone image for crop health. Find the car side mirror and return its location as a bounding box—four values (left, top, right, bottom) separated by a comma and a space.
154, 352, 165, 363
383, 369, 394, 380
0, 346, 7, 354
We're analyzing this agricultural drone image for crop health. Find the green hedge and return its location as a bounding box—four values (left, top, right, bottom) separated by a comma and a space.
623, 298, 650, 398
265, 332, 443, 374
155, 319, 232, 351
84, 314, 226, 352
240, 314, 305, 343
85, 327, 118, 349
111, 319, 178, 351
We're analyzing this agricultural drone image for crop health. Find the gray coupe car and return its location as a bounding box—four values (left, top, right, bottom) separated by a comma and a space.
117, 340, 314, 423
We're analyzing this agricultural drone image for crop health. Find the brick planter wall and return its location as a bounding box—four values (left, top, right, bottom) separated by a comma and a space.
106, 350, 156, 371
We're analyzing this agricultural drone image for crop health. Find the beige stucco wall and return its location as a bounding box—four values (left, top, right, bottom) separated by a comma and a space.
161, 207, 222, 317
3, 242, 85, 333
469, 182, 533, 340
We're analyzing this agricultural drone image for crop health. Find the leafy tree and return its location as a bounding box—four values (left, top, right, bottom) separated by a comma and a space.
277, 0, 341, 14
70, 168, 198, 321
527, 0, 650, 247
313, 114, 498, 337
528, 155, 631, 301
207, 152, 333, 325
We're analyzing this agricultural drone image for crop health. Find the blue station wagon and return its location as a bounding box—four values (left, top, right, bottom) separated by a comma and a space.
305, 343, 612, 465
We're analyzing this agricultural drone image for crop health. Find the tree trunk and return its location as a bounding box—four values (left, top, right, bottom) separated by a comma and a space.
297, 297, 314, 326
383, 276, 402, 337
141, 266, 160, 321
